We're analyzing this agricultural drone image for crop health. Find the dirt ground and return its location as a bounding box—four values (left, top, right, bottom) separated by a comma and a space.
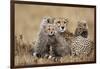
14, 4, 95, 66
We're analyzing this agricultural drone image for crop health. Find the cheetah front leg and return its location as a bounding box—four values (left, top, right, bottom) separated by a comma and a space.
48, 46, 60, 62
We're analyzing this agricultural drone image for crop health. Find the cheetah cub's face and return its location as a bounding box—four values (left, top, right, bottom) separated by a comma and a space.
54, 17, 68, 32
45, 24, 56, 36
77, 20, 88, 30
75, 20, 88, 38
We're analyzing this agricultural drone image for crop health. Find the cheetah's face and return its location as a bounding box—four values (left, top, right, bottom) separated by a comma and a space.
45, 24, 56, 36
54, 17, 68, 33
77, 20, 88, 34
78, 23, 87, 30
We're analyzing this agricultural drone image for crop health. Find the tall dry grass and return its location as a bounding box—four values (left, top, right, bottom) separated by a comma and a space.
14, 34, 95, 66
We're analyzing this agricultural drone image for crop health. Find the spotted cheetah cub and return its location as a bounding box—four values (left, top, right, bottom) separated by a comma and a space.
49, 17, 73, 57
33, 17, 56, 58
71, 20, 94, 56
75, 20, 88, 38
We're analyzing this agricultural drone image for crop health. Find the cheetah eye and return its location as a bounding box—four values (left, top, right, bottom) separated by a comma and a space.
52, 28, 54, 30
84, 24, 86, 26
64, 21, 66, 24
57, 21, 60, 23
79, 28, 82, 30
48, 28, 50, 30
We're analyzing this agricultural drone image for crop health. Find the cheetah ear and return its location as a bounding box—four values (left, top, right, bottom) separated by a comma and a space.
40, 16, 48, 29
40, 22, 47, 29
84, 23, 88, 29
65, 17, 69, 23
78, 21, 79, 23
52, 17, 55, 21
78, 21, 81, 24
77, 21, 81, 27
40, 21, 47, 30
53, 17, 57, 24
42, 16, 48, 19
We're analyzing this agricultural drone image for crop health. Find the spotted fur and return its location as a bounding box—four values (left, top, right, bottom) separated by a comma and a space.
71, 36, 94, 56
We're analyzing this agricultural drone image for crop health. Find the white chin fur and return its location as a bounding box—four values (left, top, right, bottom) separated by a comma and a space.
49, 34, 53, 36
60, 30, 65, 32
33, 52, 37, 56
49, 32, 55, 36
59, 28, 66, 32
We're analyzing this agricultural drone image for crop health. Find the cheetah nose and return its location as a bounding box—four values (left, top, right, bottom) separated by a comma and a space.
61, 26, 64, 29
51, 32, 52, 34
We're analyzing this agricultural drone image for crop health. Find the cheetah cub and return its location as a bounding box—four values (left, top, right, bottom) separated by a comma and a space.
71, 20, 94, 56
33, 16, 56, 58
75, 20, 88, 38
53, 17, 74, 51
49, 17, 72, 57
